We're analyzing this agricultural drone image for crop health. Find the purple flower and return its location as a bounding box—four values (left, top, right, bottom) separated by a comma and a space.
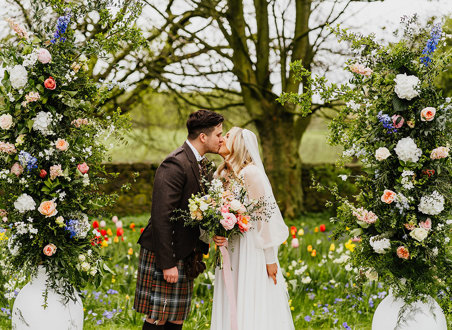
420, 24, 442, 66
103, 310, 114, 319
107, 289, 118, 295
343, 322, 351, 329
51, 9, 71, 44
304, 316, 312, 322
378, 112, 397, 134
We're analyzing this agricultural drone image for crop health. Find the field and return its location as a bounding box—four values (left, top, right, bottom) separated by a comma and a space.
1, 211, 433, 330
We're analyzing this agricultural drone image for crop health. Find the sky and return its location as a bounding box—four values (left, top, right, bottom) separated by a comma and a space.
0, 0, 450, 90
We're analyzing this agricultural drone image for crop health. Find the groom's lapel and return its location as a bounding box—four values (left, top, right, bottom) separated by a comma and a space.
183, 142, 201, 183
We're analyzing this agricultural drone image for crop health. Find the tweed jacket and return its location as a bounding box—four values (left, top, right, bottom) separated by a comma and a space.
138, 142, 209, 269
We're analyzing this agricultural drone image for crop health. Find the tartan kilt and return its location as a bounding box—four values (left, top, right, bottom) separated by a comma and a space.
134, 247, 194, 322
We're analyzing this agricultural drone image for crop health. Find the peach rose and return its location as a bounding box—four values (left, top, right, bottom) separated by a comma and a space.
43, 243, 57, 256
37, 48, 52, 64
396, 246, 410, 260
55, 138, 69, 151
419, 218, 432, 231
381, 189, 396, 204
220, 212, 237, 230
77, 162, 89, 174
11, 162, 24, 176
237, 215, 251, 233
430, 147, 449, 160
50, 164, 63, 180
38, 200, 58, 217
44, 76, 56, 90
404, 223, 415, 230
420, 107, 436, 122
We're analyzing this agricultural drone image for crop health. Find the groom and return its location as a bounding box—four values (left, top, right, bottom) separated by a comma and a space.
134, 110, 224, 330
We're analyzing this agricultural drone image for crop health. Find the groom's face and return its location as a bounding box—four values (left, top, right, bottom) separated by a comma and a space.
202, 123, 224, 154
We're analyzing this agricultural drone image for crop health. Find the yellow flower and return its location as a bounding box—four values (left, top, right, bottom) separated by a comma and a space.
111, 277, 116, 283
298, 229, 304, 236
286, 272, 291, 277
307, 245, 313, 252
107, 228, 113, 236
113, 236, 119, 243
346, 226, 350, 231
125, 295, 130, 300
128, 248, 133, 255
345, 239, 356, 252
101, 240, 108, 248
290, 306, 294, 311
329, 243, 336, 251
314, 227, 319, 233
311, 249, 317, 257
288, 299, 292, 306
203, 254, 209, 259
196, 304, 200, 308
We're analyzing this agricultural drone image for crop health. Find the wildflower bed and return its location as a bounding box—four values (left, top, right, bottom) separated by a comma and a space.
0, 212, 450, 329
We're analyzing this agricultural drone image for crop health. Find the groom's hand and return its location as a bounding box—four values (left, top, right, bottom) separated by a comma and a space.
266, 263, 278, 285
163, 266, 179, 283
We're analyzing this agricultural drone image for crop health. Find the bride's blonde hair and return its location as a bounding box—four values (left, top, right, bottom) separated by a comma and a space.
216, 127, 253, 178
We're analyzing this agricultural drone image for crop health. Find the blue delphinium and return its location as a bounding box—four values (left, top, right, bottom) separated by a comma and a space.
65, 219, 78, 238
377, 111, 397, 134
420, 24, 442, 66
51, 9, 72, 44
18, 151, 38, 171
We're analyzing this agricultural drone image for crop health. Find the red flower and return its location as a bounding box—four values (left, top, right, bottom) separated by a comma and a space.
117, 227, 124, 237
92, 220, 99, 229
140, 228, 144, 234
422, 169, 435, 177
100, 229, 107, 236
39, 169, 47, 178
130, 223, 136, 231
44, 76, 56, 90
319, 224, 326, 232
290, 226, 297, 237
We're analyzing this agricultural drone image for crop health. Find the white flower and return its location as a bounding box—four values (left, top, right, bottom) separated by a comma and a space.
375, 147, 391, 161
338, 175, 348, 181
401, 170, 415, 190
418, 191, 444, 215
369, 236, 391, 254
78, 254, 86, 262
82, 173, 90, 186
394, 137, 422, 163
0, 114, 13, 130
9, 65, 28, 90
7, 235, 21, 256
333, 254, 351, 264
14, 194, 36, 213
80, 262, 90, 272
365, 268, 378, 281
32, 111, 54, 136
90, 269, 97, 276
394, 193, 413, 214
432, 247, 438, 256
394, 74, 420, 100
301, 276, 312, 284
445, 237, 450, 244
345, 264, 353, 271
409, 228, 428, 242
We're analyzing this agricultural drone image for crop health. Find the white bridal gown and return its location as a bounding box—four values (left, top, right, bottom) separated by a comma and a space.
211, 165, 295, 330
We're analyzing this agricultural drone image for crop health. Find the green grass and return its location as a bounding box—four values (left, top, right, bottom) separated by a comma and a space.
2, 213, 449, 329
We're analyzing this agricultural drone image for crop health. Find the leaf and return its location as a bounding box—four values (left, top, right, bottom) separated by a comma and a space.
102, 262, 115, 275
66, 91, 78, 97
36, 84, 44, 93
392, 94, 408, 113
27, 120, 34, 131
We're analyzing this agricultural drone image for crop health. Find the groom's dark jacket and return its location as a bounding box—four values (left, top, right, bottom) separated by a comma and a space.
138, 142, 209, 270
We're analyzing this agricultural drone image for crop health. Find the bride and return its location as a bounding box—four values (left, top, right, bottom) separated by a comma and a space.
211, 127, 295, 330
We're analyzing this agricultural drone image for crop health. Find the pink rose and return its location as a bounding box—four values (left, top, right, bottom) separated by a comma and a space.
420, 107, 436, 122
220, 212, 237, 230
38, 200, 58, 217
50, 164, 63, 180
77, 162, 89, 174
362, 67, 373, 76
419, 218, 432, 231
220, 203, 230, 214
37, 48, 52, 64
430, 147, 449, 160
381, 189, 396, 204
392, 115, 404, 128
55, 138, 69, 151
43, 243, 57, 256
0, 141, 16, 154
11, 162, 24, 176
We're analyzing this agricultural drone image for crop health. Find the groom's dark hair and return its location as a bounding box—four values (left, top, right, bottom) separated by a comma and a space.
186, 110, 224, 140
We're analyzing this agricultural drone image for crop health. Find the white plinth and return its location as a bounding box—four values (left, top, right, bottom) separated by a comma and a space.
372, 292, 447, 330
12, 267, 83, 330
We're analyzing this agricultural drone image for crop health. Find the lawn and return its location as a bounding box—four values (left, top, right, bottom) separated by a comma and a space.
2, 211, 436, 329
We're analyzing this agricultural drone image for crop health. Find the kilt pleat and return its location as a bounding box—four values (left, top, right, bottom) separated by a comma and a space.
134, 248, 194, 322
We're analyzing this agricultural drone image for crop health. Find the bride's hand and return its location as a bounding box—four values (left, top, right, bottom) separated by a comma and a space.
213, 235, 227, 246
266, 263, 278, 285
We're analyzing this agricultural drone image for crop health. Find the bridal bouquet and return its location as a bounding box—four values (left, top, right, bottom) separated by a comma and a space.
0, 0, 143, 302
281, 16, 451, 305
175, 177, 261, 267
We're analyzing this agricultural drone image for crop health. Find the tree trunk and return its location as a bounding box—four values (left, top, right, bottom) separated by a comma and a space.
254, 105, 312, 219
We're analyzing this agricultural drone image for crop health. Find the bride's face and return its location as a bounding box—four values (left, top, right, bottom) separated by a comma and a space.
218, 131, 231, 158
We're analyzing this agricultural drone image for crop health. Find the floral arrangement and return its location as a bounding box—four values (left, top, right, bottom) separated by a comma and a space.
175, 177, 261, 267
282, 16, 451, 305
0, 0, 143, 302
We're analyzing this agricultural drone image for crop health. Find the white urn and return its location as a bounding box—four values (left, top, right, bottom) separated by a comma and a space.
372, 291, 447, 330
12, 266, 83, 330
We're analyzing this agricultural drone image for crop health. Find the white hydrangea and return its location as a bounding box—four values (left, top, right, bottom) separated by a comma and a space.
9, 65, 28, 90
394, 74, 420, 100
32, 111, 54, 136
22, 50, 38, 67
394, 137, 422, 163
369, 236, 391, 254
418, 191, 444, 215
401, 170, 415, 190
394, 193, 413, 214
14, 194, 36, 213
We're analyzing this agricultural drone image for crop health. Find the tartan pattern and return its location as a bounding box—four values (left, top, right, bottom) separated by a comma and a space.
134, 248, 194, 322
